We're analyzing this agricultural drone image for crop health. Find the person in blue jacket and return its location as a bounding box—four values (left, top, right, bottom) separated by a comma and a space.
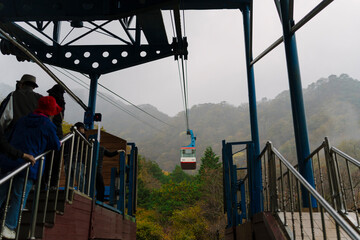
0, 96, 62, 239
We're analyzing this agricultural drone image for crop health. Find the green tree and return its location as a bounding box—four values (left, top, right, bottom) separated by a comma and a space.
151, 181, 201, 219
169, 205, 208, 240
136, 209, 166, 240
168, 165, 192, 183
199, 147, 221, 175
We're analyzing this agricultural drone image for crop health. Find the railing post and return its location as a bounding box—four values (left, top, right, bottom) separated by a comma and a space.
109, 167, 117, 206
127, 143, 136, 216
324, 137, 344, 211
222, 140, 233, 227
30, 156, 45, 239
118, 151, 126, 213
267, 142, 278, 213
87, 139, 95, 195
231, 164, 239, 226
89, 139, 99, 199
239, 180, 246, 223
65, 134, 75, 201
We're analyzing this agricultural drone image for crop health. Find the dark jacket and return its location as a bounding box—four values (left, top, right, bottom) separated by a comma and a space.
48, 85, 65, 139
2, 86, 42, 136
0, 127, 23, 159
0, 113, 60, 179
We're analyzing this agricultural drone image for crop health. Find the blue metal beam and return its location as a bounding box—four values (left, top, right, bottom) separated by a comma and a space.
240, 4, 262, 214
127, 143, 136, 216
109, 167, 117, 206
279, 0, 316, 207
84, 73, 99, 130
118, 151, 126, 213
222, 140, 233, 227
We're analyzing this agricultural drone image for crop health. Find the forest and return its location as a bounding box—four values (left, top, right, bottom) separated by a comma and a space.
136, 147, 225, 240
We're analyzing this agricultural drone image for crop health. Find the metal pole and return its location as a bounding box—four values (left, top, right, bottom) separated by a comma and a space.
240, 5, 262, 214
118, 151, 126, 213
30, 157, 45, 239
279, 0, 316, 207
127, 143, 135, 216
85, 73, 100, 130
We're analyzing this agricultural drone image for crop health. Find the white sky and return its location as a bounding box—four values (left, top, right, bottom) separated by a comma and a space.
0, 0, 359, 117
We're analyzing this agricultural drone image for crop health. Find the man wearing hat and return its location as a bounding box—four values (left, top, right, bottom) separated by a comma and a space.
0, 74, 42, 136
0, 96, 61, 239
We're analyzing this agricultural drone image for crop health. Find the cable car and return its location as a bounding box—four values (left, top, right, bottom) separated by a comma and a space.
180, 129, 196, 170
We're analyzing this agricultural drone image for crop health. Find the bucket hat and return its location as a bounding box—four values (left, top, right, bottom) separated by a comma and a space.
34, 96, 62, 116
17, 74, 38, 88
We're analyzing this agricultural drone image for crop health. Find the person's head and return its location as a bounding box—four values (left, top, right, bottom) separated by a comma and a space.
74, 122, 86, 134
47, 84, 65, 96
34, 96, 62, 117
17, 74, 38, 89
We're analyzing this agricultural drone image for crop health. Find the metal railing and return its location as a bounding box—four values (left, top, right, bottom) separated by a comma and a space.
305, 137, 360, 231
222, 140, 253, 228
0, 128, 94, 240
260, 141, 360, 239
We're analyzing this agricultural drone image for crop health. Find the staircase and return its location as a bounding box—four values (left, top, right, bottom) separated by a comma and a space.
222, 138, 360, 240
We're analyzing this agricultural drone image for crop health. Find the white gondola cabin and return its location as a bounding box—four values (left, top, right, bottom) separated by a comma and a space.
180, 129, 196, 170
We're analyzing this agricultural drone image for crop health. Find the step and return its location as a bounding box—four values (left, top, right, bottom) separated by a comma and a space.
17, 222, 44, 240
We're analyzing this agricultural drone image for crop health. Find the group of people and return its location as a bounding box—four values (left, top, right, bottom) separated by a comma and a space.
0, 74, 63, 239
0, 74, 121, 239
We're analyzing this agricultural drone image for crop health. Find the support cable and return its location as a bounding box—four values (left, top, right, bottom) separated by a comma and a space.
0, 26, 88, 110
59, 68, 173, 127
170, 6, 190, 131
49, 66, 163, 131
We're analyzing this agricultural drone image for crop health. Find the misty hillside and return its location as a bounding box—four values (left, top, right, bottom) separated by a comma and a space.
96, 73, 360, 171
1, 74, 359, 171
83, 73, 360, 171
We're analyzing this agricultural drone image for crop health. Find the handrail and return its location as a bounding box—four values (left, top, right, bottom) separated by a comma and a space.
270, 143, 360, 240
331, 147, 360, 168
0, 134, 74, 186
0, 151, 49, 185
305, 141, 325, 161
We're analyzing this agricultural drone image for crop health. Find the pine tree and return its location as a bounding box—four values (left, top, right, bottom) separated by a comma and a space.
199, 147, 220, 175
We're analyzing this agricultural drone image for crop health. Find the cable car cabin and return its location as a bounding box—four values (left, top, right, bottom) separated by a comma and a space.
180, 147, 196, 170
180, 129, 196, 170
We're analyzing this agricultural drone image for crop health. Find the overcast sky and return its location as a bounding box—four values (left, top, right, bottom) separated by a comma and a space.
0, 0, 359, 118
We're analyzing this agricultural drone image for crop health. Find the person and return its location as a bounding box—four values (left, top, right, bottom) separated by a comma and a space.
43, 84, 66, 189
0, 74, 42, 136
0, 96, 61, 239
96, 146, 120, 202
64, 122, 87, 191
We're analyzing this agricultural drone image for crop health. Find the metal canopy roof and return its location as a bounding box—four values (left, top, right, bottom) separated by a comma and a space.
0, 0, 251, 75
0, 0, 250, 22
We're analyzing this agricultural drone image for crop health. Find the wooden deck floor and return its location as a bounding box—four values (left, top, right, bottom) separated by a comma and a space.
278, 211, 354, 239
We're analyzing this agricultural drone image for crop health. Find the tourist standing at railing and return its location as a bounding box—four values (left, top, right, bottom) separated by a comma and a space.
0, 74, 42, 138
64, 122, 87, 191
43, 84, 66, 189
0, 96, 61, 239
